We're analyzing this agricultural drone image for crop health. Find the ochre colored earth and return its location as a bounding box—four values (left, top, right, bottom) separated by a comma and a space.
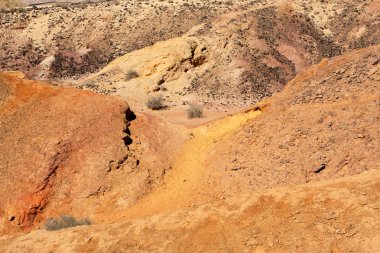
0, 0, 379, 252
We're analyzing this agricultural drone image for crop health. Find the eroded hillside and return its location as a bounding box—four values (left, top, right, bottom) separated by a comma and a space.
78, 0, 378, 113
0, 41, 378, 252
0, 72, 185, 235
0, 0, 250, 77
0, 0, 379, 252
1, 0, 379, 109
99, 45, 380, 221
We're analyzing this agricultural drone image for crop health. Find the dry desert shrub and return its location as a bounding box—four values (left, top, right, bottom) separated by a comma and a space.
187, 104, 203, 119
56, 3, 69, 9
45, 215, 91, 231
146, 95, 164, 110
125, 70, 139, 81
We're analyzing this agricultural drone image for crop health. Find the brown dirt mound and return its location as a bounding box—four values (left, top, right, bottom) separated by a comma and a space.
0, 72, 186, 235
0, 72, 133, 234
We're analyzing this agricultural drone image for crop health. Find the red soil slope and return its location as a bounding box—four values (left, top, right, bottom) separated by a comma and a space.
0, 72, 135, 234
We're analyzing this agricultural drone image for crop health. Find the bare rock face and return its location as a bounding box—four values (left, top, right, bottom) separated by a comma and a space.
0, 72, 137, 234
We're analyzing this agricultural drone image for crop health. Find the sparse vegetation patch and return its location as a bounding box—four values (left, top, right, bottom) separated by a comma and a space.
125, 70, 139, 81
146, 95, 164, 110
45, 215, 91, 231
187, 104, 203, 119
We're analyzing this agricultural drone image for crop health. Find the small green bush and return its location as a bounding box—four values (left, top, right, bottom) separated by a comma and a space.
45, 215, 91, 231
146, 95, 164, 110
125, 70, 139, 81
187, 104, 203, 119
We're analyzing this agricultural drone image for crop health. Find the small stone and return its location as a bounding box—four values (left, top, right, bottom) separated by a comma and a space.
314, 164, 326, 173
151, 86, 160, 92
